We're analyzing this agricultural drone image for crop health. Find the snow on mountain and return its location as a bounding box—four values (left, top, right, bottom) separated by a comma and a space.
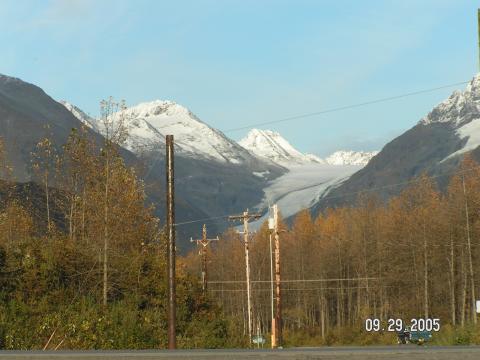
260, 163, 361, 213
238, 129, 324, 167
418, 74, 480, 161
239, 128, 377, 167
420, 74, 480, 127
325, 150, 378, 166
60, 101, 98, 131
64, 99, 259, 164
248, 163, 362, 229
120, 100, 261, 163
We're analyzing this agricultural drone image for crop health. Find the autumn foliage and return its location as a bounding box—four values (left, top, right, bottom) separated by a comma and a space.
192, 155, 480, 345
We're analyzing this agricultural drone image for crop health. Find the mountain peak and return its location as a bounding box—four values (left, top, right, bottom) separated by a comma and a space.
420, 74, 480, 127
124, 99, 191, 118
325, 150, 378, 166
239, 129, 324, 167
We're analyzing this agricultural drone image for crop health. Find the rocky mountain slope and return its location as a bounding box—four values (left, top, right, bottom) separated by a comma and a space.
0, 74, 107, 181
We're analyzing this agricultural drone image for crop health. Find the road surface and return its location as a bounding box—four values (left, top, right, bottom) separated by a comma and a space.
1, 346, 480, 359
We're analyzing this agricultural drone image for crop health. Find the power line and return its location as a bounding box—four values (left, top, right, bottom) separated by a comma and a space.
209, 277, 379, 284
175, 215, 230, 226
223, 80, 470, 133
145, 80, 469, 182
208, 286, 394, 292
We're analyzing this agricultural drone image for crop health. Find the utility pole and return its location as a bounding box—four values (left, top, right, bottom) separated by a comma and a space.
228, 210, 261, 346
190, 224, 219, 293
462, 174, 477, 325
273, 204, 282, 347
166, 135, 176, 349
268, 216, 276, 348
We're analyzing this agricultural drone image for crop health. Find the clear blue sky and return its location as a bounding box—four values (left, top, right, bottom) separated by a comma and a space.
0, 0, 478, 156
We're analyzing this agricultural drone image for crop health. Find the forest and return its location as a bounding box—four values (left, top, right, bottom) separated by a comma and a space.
1, 99, 480, 348
187, 156, 480, 346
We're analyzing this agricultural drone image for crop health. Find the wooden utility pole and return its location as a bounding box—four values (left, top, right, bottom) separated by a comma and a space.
462, 174, 476, 325
268, 226, 275, 348
190, 224, 219, 293
166, 135, 176, 349
273, 204, 282, 347
228, 210, 261, 346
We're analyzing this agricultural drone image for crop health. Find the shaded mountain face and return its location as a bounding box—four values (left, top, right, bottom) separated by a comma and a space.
312, 74, 480, 213
0, 74, 93, 180
0, 180, 67, 234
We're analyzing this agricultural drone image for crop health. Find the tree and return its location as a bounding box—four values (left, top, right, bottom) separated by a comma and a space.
98, 97, 128, 307
31, 127, 58, 232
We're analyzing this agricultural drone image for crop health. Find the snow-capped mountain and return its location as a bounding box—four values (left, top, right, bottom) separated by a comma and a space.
419, 75, 480, 127
419, 74, 480, 161
238, 129, 324, 167
325, 150, 378, 166
66, 99, 261, 165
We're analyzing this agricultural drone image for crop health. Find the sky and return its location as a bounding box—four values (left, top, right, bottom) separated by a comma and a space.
0, 0, 478, 156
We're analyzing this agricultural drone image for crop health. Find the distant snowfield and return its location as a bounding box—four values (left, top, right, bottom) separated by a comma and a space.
249, 163, 362, 229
